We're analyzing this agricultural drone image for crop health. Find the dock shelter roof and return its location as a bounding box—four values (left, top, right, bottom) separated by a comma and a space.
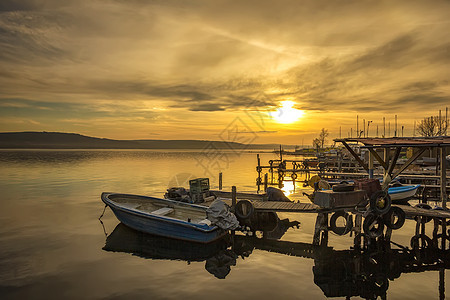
334, 137, 450, 148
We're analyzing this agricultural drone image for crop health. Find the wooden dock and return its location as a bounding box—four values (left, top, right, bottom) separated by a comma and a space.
214, 196, 450, 219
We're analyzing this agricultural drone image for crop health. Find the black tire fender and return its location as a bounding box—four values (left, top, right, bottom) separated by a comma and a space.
383, 206, 406, 230
370, 190, 392, 215
410, 234, 433, 249
329, 211, 353, 235
414, 203, 432, 223
363, 213, 385, 238
235, 200, 254, 220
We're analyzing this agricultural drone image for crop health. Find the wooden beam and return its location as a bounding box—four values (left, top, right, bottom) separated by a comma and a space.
368, 148, 388, 170
392, 148, 427, 179
341, 141, 369, 172
386, 147, 402, 176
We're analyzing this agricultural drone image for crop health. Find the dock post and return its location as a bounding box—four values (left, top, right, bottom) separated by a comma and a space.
231, 186, 237, 213
439, 268, 445, 300
219, 172, 223, 190
257, 154, 262, 193
231, 186, 236, 245
368, 151, 374, 179
278, 173, 283, 188
313, 213, 328, 245
440, 146, 447, 209
353, 214, 362, 249
442, 218, 447, 250
264, 173, 268, 192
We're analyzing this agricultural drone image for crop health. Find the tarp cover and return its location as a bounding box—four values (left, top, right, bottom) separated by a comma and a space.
206, 199, 239, 230
266, 187, 291, 202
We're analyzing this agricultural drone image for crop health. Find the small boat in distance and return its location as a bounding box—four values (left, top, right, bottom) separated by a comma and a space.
388, 185, 420, 202
101, 192, 227, 243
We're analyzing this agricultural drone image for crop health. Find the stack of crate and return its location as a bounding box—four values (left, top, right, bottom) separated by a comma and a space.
189, 178, 210, 203
354, 178, 381, 198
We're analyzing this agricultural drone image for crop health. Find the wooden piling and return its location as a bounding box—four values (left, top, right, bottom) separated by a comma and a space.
219, 172, 223, 190
368, 152, 374, 179
231, 186, 236, 213
264, 173, 268, 192
441, 146, 447, 209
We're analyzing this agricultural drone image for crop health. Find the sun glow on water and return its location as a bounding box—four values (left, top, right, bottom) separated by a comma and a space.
281, 180, 295, 196
272, 101, 304, 124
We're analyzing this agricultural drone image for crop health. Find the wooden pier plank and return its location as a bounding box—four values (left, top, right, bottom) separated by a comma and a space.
395, 205, 450, 219
216, 197, 450, 218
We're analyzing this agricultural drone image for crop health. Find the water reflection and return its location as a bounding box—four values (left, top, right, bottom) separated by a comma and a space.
103, 221, 450, 299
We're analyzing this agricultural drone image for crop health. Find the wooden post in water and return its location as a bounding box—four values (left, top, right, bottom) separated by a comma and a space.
264, 173, 268, 192
357, 115, 359, 137
395, 115, 398, 137
441, 146, 447, 209
231, 186, 237, 213
219, 172, 223, 190
257, 154, 261, 192
363, 119, 366, 137
368, 152, 374, 179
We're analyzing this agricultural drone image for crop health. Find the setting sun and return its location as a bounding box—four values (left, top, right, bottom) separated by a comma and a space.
272, 101, 305, 124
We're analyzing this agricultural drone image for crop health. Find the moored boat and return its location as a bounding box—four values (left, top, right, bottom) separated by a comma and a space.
101, 192, 227, 243
387, 185, 420, 201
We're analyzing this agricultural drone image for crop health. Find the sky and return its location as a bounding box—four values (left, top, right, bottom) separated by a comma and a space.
0, 0, 449, 145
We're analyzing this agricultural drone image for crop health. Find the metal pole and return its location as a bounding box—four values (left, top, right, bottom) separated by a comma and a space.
357, 115, 359, 138
445, 107, 448, 135
363, 119, 366, 138
441, 147, 447, 209
395, 115, 397, 137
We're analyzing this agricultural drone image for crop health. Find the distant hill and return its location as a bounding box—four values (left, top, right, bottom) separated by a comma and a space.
0, 132, 293, 150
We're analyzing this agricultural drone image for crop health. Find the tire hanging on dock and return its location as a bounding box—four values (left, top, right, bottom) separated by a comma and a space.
363, 213, 385, 238
410, 234, 433, 250
370, 191, 392, 215
234, 200, 254, 220
383, 207, 406, 230
329, 211, 353, 235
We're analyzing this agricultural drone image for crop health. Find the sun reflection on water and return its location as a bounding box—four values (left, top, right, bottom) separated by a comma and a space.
281, 180, 295, 196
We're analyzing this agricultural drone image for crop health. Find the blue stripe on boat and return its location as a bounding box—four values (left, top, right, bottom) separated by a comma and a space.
388, 185, 420, 195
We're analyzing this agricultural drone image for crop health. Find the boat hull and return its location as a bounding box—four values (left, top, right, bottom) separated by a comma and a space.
102, 192, 227, 243
388, 185, 420, 201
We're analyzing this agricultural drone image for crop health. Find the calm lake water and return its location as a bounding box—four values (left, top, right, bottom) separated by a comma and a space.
0, 149, 449, 299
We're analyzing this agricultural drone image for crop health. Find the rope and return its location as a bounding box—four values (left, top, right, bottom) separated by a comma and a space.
99, 204, 107, 220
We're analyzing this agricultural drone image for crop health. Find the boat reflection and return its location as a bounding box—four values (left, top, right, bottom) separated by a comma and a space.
103, 221, 450, 299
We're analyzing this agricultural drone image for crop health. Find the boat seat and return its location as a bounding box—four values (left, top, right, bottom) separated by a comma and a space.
151, 207, 174, 216
198, 219, 212, 226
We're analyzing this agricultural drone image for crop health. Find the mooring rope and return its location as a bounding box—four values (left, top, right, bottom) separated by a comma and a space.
99, 204, 107, 220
